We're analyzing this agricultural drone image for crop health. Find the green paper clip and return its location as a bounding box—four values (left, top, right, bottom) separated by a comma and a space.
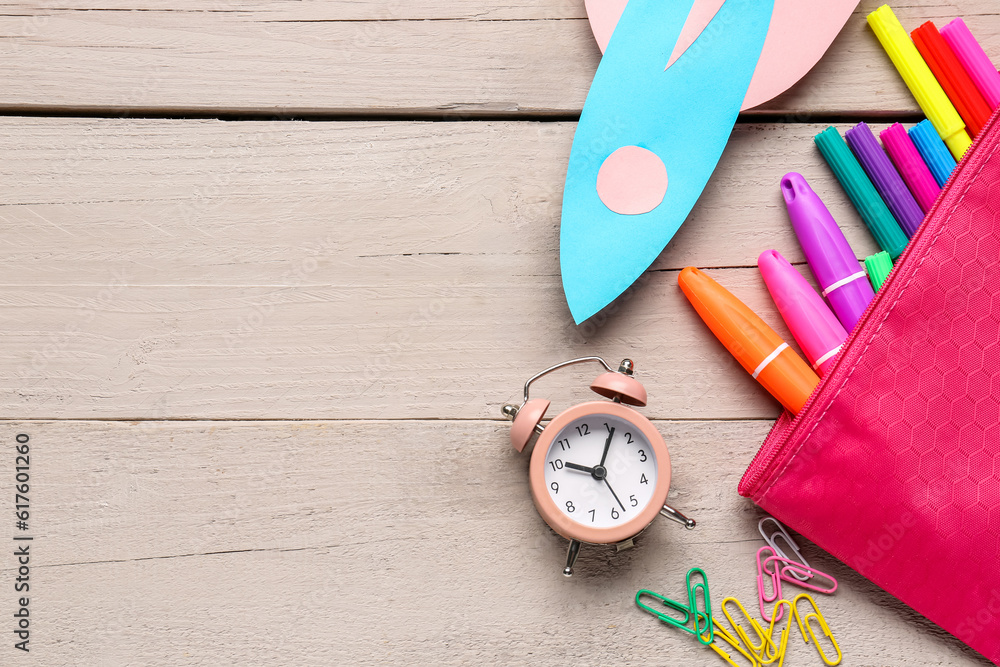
814, 127, 909, 259
636, 567, 714, 645
864, 251, 894, 292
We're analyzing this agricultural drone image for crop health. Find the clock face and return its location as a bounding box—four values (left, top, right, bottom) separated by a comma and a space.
543, 413, 658, 529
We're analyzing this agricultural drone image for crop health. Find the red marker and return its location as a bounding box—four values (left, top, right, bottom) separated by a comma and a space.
912, 21, 992, 137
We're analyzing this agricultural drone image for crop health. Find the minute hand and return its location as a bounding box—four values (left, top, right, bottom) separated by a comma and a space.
599, 427, 615, 467
604, 478, 626, 512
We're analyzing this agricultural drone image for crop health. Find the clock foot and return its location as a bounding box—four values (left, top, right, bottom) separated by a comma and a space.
562, 539, 582, 577
660, 503, 696, 530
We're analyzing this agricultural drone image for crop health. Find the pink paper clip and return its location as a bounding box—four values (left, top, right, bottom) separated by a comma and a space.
756, 547, 839, 623
767, 556, 838, 596
756, 546, 784, 623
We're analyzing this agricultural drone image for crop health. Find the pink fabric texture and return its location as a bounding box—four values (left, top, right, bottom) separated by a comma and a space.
739, 109, 1000, 665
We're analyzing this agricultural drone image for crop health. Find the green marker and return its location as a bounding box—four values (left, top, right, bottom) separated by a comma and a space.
814, 127, 909, 259
865, 251, 894, 292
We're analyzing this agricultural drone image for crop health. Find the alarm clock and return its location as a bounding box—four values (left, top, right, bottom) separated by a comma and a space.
502, 356, 695, 576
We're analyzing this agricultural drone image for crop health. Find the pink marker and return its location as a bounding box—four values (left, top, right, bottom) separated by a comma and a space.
758, 250, 848, 377
940, 18, 1000, 109
880, 123, 940, 213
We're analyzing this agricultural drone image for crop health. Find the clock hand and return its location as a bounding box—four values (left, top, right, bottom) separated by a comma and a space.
599, 427, 615, 467
564, 462, 596, 474
603, 477, 626, 512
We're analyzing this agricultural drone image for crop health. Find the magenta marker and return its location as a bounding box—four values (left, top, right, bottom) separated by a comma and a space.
880, 123, 940, 213
758, 250, 848, 376
780, 172, 876, 331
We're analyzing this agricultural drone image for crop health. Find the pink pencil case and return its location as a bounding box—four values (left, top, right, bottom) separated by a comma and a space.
739, 108, 1000, 665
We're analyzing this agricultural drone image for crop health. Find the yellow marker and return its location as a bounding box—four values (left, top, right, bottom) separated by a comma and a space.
868, 5, 972, 161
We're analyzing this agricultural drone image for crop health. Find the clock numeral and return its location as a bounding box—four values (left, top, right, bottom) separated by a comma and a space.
565, 501, 576, 513
549, 459, 564, 471
623, 432, 634, 445
638, 449, 647, 462
630, 494, 638, 507
550, 482, 559, 494
575, 424, 590, 437
611, 507, 620, 520
557, 438, 571, 451
640, 473, 649, 485
588, 509, 595, 522
604, 422, 612, 433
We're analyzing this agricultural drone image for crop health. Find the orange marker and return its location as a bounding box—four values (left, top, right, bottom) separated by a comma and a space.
678, 267, 820, 414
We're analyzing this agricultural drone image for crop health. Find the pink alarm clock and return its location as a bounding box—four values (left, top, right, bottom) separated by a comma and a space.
502, 356, 695, 576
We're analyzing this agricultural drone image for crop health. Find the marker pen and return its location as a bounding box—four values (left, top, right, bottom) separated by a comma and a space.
911, 21, 992, 137
940, 17, 1000, 110
758, 250, 848, 377
868, 5, 972, 161
880, 122, 940, 213
678, 266, 820, 415
780, 172, 876, 331
845, 122, 925, 237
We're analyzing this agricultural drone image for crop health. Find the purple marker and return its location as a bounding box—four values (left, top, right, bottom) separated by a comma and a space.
780, 172, 876, 331
845, 122, 925, 237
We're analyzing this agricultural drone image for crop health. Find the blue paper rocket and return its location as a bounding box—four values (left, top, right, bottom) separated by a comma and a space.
560, 0, 775, 323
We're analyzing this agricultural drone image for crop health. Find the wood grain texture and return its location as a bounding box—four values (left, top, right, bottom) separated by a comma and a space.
0, 118, 887, 420
1, 420, 987, 665
3, 1, 998, 663
0, 0, 996, 115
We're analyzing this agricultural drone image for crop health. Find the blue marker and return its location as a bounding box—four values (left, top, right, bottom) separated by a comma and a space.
909, 119, 958, 187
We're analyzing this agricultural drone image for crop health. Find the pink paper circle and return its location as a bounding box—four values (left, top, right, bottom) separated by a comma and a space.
596, 146, 668, 215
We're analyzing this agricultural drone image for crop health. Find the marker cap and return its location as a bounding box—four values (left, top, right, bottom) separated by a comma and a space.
758, 250, 848, 377
864, 251, 894, 292
814, 127, 909, 259
880, 122, 940, 213
780, 172, 876, 332
678, 266, 819, 414
909, 119, 958, 188
911, 21, 992, 137
845, 122, 925, 237
867, 5, 972, 161
940, 17, 1000, 109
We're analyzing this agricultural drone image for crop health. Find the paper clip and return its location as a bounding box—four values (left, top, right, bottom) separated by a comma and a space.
763, 599, 795, 667
759, 516, 811, 581
766, 556, 838, 595
757, 546, 784, 624
722, 597, 775, 662
705, 618, 758, 667
636, 567, 713, 645
792, 593, 843, 666
758, 549, 838, 623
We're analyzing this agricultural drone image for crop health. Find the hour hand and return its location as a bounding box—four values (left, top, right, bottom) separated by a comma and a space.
564, 462, 596, 474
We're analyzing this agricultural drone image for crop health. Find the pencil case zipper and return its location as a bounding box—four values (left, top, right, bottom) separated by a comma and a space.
738, 105, 1000, 498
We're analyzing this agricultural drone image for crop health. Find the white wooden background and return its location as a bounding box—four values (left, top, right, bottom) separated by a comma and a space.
0, 1, 996, 664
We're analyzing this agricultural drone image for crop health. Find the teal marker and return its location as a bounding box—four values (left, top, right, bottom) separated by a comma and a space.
814, 127, 909, 260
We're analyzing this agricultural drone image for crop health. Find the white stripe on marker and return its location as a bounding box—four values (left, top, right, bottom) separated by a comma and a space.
752, 343, 789, 379
821, 271, 867, 298
811, 344, 843, 371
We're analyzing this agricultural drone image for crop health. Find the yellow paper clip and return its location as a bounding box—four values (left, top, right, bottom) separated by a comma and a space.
763, 599, 795, 667
722, 597, 776, 664
792, 593, 842, 666
705, 618, 759, 667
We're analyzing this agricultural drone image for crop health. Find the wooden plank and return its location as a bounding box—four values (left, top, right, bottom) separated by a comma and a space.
0, 0, 997, 114
0, 118, 885, 420
4, 419, 983, 665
